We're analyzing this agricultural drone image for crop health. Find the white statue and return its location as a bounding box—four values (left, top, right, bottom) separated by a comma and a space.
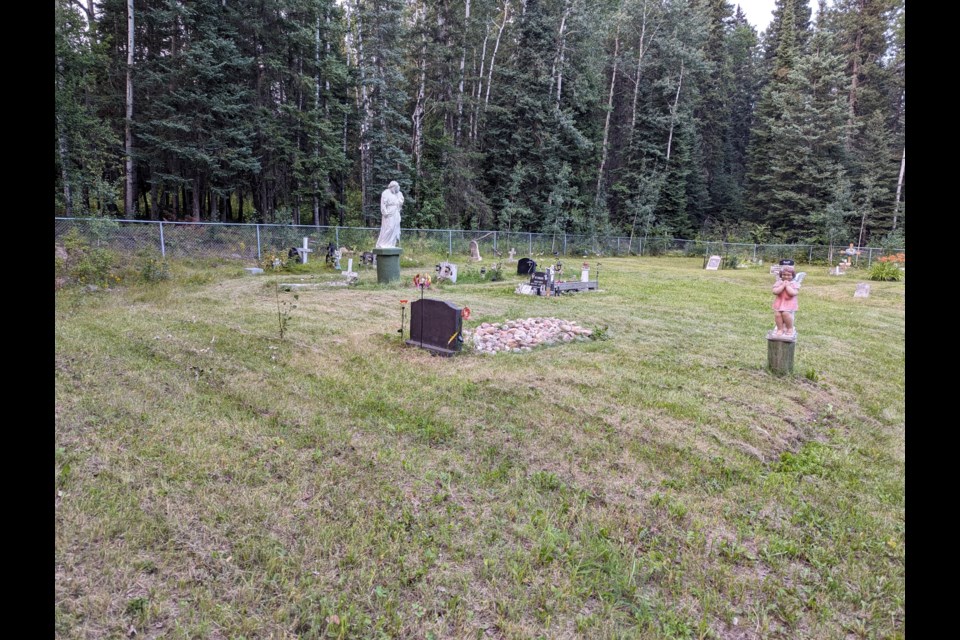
375, 181, 404, 249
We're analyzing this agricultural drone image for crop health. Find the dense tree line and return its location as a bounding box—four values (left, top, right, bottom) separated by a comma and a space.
55, 0, 904, 246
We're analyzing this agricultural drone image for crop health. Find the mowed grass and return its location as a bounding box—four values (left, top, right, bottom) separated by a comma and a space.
55, 257, 904, 640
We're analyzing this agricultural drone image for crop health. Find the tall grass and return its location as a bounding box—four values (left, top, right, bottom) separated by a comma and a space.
56, 257, 904, 639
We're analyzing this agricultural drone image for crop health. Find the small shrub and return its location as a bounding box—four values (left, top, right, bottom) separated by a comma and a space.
72, 247, 118, 286
138, 257, 170, 283
590, 325, 611, 341
869, 262, 903, 282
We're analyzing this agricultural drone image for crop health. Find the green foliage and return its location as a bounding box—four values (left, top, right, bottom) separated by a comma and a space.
58, 229, 121, 287
275, 285, 298, 340
869, 262, 903, 282
138, 256, 170, 283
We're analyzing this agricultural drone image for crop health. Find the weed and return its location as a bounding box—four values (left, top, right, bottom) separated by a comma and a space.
275, 283, 298, 339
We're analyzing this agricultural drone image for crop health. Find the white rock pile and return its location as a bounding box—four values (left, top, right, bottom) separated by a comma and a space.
464, 317, 593, 354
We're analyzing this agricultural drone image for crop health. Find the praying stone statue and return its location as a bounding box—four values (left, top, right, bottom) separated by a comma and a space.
375, 181, 404, 249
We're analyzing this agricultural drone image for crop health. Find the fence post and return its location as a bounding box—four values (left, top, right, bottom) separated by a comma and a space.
256, 224, 262, 260
159, 221, 166, 259
493, 231, 497, 253
335, 226, 339, 247
639, 238, 643, 256
448, 230, 453, 256
808, 245, 813, 263
617, 237, 620, 255
529, 232, 532, 255
563, 234, 567, 256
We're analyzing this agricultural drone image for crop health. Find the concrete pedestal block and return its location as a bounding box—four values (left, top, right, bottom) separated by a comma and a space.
373, 247, 402, 284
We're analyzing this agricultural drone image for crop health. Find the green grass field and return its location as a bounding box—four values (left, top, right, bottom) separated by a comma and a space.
55, 256, 904, 639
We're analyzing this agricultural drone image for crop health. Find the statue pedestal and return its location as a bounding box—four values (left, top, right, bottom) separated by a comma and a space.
766, 334, 796, 375
373, 247, 402, 284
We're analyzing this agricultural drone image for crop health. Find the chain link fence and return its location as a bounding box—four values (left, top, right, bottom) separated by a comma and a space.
54, 218, 904, 267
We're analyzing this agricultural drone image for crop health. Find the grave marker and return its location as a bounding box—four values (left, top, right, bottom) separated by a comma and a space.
508, 248, 517, 261
470, 239, 482, 261
435, 262, 458, 283
854, 282, 871, 298
406, 299, 464, 356
705, 255, 722, 270
517, 258, 537, 275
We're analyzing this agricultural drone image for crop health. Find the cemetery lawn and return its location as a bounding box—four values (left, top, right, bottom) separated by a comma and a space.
55, 257, 904, 640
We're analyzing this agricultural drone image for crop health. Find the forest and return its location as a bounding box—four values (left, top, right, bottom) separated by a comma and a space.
55, 0, 905, 247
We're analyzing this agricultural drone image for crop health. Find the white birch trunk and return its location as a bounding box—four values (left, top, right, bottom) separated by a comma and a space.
456, 0, 472, 147
125, 0, 135, 216
484, 1, 510, 110
629, 1, 659, 144
471, 23, 490, 141
549, 1, 571, 110
892, 146, 904, 230
665, 62, 683, 162
412, 1, 427, 176
595, 27, 620, 200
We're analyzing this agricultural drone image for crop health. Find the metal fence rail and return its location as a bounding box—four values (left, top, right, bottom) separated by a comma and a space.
54, 218, 904, 267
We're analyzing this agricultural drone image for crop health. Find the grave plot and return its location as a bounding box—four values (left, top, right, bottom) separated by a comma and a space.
515, 262, 599, 296
464, 317, 593, 354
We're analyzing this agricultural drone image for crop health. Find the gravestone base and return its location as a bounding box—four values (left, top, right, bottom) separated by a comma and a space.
767, 336, 796, 375
373, 247, 402, 284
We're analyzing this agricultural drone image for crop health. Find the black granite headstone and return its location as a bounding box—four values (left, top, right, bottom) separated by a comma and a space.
517, 258, 537, 275
530, 271, 548, 287
406, 299, 463, 356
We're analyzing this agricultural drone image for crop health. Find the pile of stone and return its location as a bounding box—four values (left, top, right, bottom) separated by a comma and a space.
464, 317, 593, 354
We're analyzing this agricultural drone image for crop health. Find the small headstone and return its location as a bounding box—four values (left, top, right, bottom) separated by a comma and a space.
296, 237, 313, 263
470, 240, 482, 261
343, 258, 357, 280
406, 299, 463, 356
770, 265, 782, 275
706, 255, 722, 270
518, 258, 537, 275
508, 248, 517, 262
245, 267, 264, 275
581, 263, 590, 282
436, 261, 458, 283
854, 282, 871, 298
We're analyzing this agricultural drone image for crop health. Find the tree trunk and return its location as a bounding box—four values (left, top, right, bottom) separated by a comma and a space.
351, 1, 373, 225
595, 26, 620, 201
412, 0, 427, 177
192, 175, 201, 220
892, 146, 904, 230
471, 21, 490, 141
549, 1, 572, 110
484, 1, 510, 110
455, 0, 471, 147
149, 174, 159, 221
313, 15, 322, 227
629, 1, 657, 146
124, 0, 135, 216
665, 62, 684, 162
